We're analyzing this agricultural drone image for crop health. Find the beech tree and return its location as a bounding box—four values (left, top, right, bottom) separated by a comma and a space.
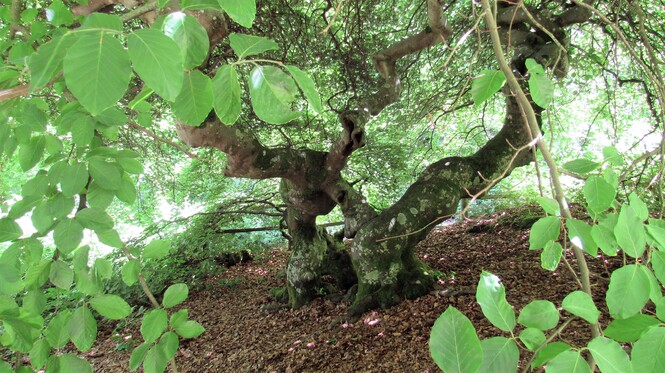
2, 0, 664, 328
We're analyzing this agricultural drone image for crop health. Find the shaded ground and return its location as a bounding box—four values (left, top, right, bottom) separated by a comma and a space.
90, 207, 617, 372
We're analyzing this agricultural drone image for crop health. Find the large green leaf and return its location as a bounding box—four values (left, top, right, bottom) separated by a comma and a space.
606, 264, 650, 319
479, 337, 518, 373
121, 259, 140, 286
475, 271, 515, 331
28, 35, 76, 90
68, 306, 97, 352
81, 13, 123, 31
53, 218, 84, 254
173, 70, 213, 125
130, 343, 151, 371
604, 314, 660, 342
587, 337, 632, 373
71, 115, 95, 146
45, 313, 72, 353
546, 350, 590, 373
90, 295, 131, 320
49, 260, 73, 290
471, 69, 506, 106
141, 309, 168, 343
429, 306, 482, 373
629, 192, 649, 221
18, 135, 45, 171
60, 162, 89, 197
143, 239, 172, 260
518, 300, 559, 330
158, 332, 179, 361
212, 65, 242, 124
144, 345, 169, 373
248, 65, 300, 124
583, 175, 616, 213
229, 33, 278, 58
162, 283, 189, 308
162, 12, 209, 69
566, 219, 597, 256
563, 159, 600, 174
614, 205, 647, 258
47, 354, 93, 373
541, 241, 562, 271
0, 218, 22, 242
63, 33, 131, 115
529, 216, 561, 250
531, 342, 570, 369
128, 29, 184, 101
519, 328, 546, 351
76, 207, 114, 232
217, 0, 256, 28
88, 159, 122, 190
562, 291, 600, 324
652, 251, 665, 286
525, 58, 554, 108
286, 65, 324, 114
29, 338, 50, 369
632, 327, 665, 373
173, 320, 205, 338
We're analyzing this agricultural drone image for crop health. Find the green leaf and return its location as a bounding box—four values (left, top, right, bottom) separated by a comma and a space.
121, 259, 140, 286
96, 229, 124, 248
587, 337, 632, 373
217, 0, 256, 28
60, 162, 89, 197
163, 283, 189, 308
562, 291, 600, 324
518, 300, 559, 330
76, 207, 114, 232
71, 115, 95, 146
592, 222, 618, 256
174, 320, 205, 339
23, 290, 47, 316
286, 65, 324, 114
162, 12, 210, 69
536, 196, 559, 216
652, 251, 665, 285
90, 295, 131, 320
143, 239, 172, 260
24, 259, 51, 290
429, 306, 482, 373
529, 216, 560, 250
19, 135, 45, 171
29, 35, 76, 90
49, 354, 93, 373
525, 58, 554, 108
478, 337, 518, 373
94, 258, 113, 279
475, 271, 515, 332
49, 260, 74, 289
541, 241, 562, 271
68, 306, 97, 352
88, 182, 115, 210
128, 29, 184, 101
32, 202, 54, 233
115, 174, 137, 205
546, 350, 590, 373
614, 205, 647, 258
471, 69, 506, 106
249, 65, 300, 124
63, 33, 131, 115
629, 192, 649, 221
117, 157, 144, 174
130, 343, 151, 371
144, 345, 169, 373
519, 328, 545, 351
142, 309, 168, 343
53, 218, 84, 254
172, 70, 213, 125
88, 159, 122, 190
531, 342, 570, 369
566, 219, 597, 256
46, 0, 73, 26
73, 246, 90, 271
169, 309, 188, 328
583, 175, 616, 213
158, 332, 179, 361
632, 327, 665, 373
563, 159, 600, 174
81, 13, 123, 31
212, 65, 242, 125
8, 195, 41, 219
229, 33, 278, 58
604, 314, 660, 342
606, 264, 650, 319
603, 146, 625, 166
0, 218, 22, 242
29, 338, 50, 369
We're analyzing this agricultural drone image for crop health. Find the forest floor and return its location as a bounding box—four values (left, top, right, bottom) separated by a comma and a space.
91, 206, 620, 372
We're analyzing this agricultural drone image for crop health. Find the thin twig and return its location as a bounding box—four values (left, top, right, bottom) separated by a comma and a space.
127, 121, 207, 161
